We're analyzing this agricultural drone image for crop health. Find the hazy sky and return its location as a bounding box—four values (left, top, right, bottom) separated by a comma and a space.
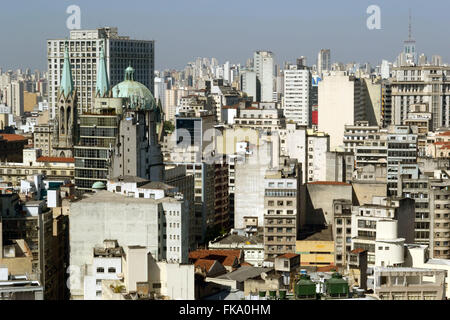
0, 0, 448, 71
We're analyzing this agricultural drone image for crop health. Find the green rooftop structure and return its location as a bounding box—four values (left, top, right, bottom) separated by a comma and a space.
91, 181, 106, 190
59, 45, 74, 98
324, 272, 349, 298
112, 65, 157, 111
295, 274, 317, 299
95, 46, 110, 97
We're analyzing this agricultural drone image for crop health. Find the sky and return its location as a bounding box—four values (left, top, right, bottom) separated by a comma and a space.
0, 0, 448, 72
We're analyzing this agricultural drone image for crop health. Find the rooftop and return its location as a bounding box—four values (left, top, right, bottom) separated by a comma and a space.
189, 249, 241, 267
109, 176, 149, 183
350, 248, 367, 254
374, 267, 447, 274
276, 253, 299, 259
194, 259, 217, 272
308, 181, 351, 186
74, 189, 180, 204
140, 181, 174, 190
36, 156, 75, 163
0, 134, 27, 142
210, 233, 263, 246
299, 226, 333, 241
215, 266, 273, 282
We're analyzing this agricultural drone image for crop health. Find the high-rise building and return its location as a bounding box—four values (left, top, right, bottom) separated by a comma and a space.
391, 65, 450, 130
263, 162, 302, 260
283, 65, 311, 126
381, 60, 390, 79
381, 80, 393, 127
254, 51, 274, 102
6, 81, 24, 117
318, 72, 366, 150
47, 27, 154, 117
317, 49, 331, 77
386, 125, 417, 197
240, 69, 257, 102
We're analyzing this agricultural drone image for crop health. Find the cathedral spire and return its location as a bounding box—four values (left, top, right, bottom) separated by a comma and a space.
96, 45, 110, 97
60, 44, 74, 98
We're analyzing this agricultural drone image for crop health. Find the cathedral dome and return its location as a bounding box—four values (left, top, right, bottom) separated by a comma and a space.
91, 181, 106, 190
112, 66, 156, 111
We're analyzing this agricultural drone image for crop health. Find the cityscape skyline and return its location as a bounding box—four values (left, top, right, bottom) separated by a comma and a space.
1, 0, 450, 304
1, 0, 449, 71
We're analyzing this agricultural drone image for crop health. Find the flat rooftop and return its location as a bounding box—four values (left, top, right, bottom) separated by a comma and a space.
74, 190, 180, 204
299, 226, 333, 241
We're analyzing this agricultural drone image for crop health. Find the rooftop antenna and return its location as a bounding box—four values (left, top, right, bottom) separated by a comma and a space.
408, 9, 412, 40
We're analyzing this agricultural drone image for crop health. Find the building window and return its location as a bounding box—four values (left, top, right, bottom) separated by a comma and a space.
108, 267, 116, 273
96, 267, 104, 273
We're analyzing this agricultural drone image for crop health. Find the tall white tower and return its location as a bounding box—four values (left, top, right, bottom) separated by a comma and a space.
254, 51, 274, 102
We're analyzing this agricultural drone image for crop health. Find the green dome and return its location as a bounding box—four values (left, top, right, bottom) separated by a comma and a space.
112, 66, 156, 111
92, 181, 106, 190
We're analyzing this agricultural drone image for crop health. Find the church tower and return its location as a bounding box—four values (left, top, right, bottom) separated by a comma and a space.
53, 45, 77, 158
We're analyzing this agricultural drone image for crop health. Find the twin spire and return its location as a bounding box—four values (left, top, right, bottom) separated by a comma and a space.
59, 42, 111, 99
96, 45, 110, 97
59, 44, 74, 98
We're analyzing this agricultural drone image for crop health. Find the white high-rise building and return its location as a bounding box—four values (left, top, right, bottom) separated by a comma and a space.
6, 80, 24, 117
47, 27, 155, 118
240, 69, 257, 102
254, 51, 274, 102
317, 49, 331, 77
223, 61, 230, 83
318, 72, 366, 151
154, 77, 166, 109
283, 65, 311, 126
381, 60, 390, 79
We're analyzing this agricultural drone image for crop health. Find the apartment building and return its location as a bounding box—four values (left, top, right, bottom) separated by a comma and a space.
351, 197, 415, 267
333, 199, 353, 266
33, 124, 54, 157
69, 179, 189, 299
386, 125, 418, 196
283, 64, 311, 126
318, 72, 366, 150
306, 129, 329, 182
391, 65, 450, 130
263, 162, 302, 260
374, 267, 446, 300
0, 149, 74, 187
233, 102, 285, 132
254, 51, 274, 102
1, 196, 68, 300
343, 121, 380, 155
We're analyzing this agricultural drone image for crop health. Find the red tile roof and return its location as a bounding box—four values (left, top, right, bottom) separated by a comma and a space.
308, 181, 351, 186
351, 248, 367, 254
189, 249, 241, 266
438, 131, 450, 136
277, 253, 299, 259
317, 265, 338, 272
36, 156, 75, 163
194, 259, 216, 272
0, 134, 27, 142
